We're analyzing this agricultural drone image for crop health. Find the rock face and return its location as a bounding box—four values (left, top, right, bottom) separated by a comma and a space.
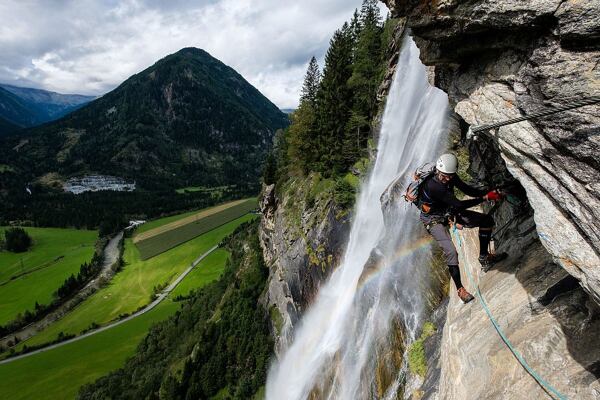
383, 0, 600, 304
378, 1, 600, 398
435, 222, 600, 399
259, 180, 350, 352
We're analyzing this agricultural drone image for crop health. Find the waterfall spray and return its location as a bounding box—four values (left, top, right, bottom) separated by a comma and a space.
266, 35, 449, 400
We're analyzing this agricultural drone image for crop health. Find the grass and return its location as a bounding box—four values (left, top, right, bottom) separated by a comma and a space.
134, 198, 252, 236
0, 227, 97, 325
253, 386, 266, 400
134, 198, 257, 260
0, 300, 179, 400
135, 209, 206, 235
9, 214, 255, 352
175, 185, 233, 195
170, 248, 229, 298
269, 305, 284, 336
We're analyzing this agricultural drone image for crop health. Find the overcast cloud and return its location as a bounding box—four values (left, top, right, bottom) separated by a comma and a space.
0, 0, 388, 108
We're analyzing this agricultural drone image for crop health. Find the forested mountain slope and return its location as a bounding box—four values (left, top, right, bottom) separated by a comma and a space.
0, 47, 289, 190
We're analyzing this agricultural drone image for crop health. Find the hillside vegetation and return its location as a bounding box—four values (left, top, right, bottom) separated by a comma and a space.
8, 214, 254, 353
265, 1, 398, 210
77, 221, 272, 400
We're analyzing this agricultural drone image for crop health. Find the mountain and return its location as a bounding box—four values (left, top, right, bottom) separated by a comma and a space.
1, 84, 95, 121
0, 86, 45, 130
0, 85, 94, 134
0, 48, 289, 190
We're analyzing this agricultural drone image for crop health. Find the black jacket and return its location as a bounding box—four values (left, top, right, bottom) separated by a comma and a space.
420, 174, 487, 216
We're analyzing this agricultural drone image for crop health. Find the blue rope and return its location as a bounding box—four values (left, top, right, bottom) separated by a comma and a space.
451, 225, 567, 400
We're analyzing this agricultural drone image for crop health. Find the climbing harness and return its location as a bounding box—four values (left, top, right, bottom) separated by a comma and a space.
450, 225, 568, 400
466, 95, 600, 141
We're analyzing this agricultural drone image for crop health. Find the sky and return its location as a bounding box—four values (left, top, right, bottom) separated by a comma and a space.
0, 0, 388, 109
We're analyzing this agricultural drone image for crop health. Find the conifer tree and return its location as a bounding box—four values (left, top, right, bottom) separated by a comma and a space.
349, 9, 362, 50
346, 0, 383, 165
300, 56, 321, 107
288, 57, 322, 174
317, 22, 354, 175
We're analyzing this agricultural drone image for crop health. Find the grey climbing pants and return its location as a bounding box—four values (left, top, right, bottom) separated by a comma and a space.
421, 210, 494, 265
427, 223, 459, 265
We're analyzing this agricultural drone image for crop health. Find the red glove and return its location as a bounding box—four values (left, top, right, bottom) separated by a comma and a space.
484, 190, 503, 201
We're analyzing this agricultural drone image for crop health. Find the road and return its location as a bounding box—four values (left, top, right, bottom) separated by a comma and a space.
0, 245, 218, 365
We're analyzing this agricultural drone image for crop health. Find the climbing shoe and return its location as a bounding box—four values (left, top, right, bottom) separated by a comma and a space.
457, 287, 475, 304
479, 252, 508, 272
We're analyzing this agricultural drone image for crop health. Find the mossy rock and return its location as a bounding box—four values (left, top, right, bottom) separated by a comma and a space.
269, 305, 284, 336
407, 322, 437, 377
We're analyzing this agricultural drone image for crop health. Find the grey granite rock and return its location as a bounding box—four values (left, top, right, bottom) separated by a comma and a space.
258, 181, 350, 354
382, 0, 600, 304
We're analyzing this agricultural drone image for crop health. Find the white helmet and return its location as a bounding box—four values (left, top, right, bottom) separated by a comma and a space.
436, 153, 458, 174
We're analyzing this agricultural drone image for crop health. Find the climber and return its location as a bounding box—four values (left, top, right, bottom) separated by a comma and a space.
418, 153, 507, 303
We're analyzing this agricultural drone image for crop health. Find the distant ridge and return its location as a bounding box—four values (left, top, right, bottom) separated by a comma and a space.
0, 84, 94, 134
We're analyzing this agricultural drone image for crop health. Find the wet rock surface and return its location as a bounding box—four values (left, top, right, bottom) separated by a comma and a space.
420, 299, 448, 400
383, 0, 600, 304
378, 1, 600, 398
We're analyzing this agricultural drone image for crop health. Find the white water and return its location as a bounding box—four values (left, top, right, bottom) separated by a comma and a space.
265, 36, 449, 400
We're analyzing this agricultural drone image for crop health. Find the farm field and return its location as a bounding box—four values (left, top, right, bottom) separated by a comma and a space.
134, 198, 257, 260
134, 208, 203, 235
175, 184, 234, 195
10, 214, 254, 352
0, 227, 97, 325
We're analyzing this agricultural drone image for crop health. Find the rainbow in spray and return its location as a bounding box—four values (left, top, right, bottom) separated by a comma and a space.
357, 235, 436, 290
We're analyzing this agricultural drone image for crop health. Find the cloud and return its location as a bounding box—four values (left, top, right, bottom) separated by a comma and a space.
0, 0, 388, 108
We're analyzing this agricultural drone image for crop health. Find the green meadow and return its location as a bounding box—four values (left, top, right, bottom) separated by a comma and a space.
0, 227, 97, 325
170, 248, 229, 298
0, 219, 245, 400
10, 214, 254, 351
0, 300, 179, 400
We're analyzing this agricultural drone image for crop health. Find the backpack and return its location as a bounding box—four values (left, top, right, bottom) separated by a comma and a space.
403, 162, 435, 206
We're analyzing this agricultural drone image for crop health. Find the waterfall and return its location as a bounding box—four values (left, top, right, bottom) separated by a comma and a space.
266, 35, 449, 400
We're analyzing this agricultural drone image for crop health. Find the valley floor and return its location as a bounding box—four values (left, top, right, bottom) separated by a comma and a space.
0, 210, 255, 399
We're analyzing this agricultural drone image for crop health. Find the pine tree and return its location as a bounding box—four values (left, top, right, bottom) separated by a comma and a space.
345, 0, 383, 165
317, 22, 354, 175
349, 9, 362, 50
300, 57, 321, 107
287, 102, 317, 174
287, 57, 322, 174
262, 153, 277, 185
